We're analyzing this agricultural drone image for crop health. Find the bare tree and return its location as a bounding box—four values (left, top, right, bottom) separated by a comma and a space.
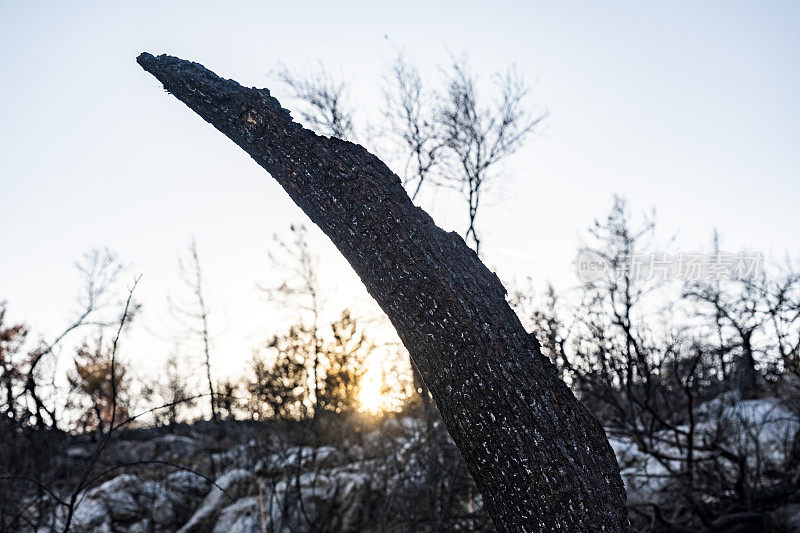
514, 196, 800, 530
281, 53, 543, 255
139, 53, 629, 531
261, 225, 325, 418
383, 52, 543, 420
24, 248, 126, 428
153, 350, 198, 426
438, 57, 545, 253
171, 239, 218, 421
61, 276, 141, 533
0, 302, 28, 424
763, 266, 800, 378
276, 63, 355, 140
382, 52, 444, 201
683, 233, 773, 399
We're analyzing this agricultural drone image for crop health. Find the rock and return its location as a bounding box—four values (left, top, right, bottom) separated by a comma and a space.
608, 436, 671, 504
165, 469, 210, 495
213, 496, 261, 533
144, 471, 211, 527
70, 498, 110, 531
87, 474, 139, 498
211, 442, 259, 472
106, 434, 202, 465
177, 469, 257, 533
254, 446, 345, 476
608, 395, 800, 504
66, 445, 92, 459
263, 469, 367, 532
88, 474, 142, 523
123, 518, 152, 532
154, 434, 201, 462
106, 489, 140, 523
60, 470, 217, 531
152, 493, 177, 526
719, 398, 799, 464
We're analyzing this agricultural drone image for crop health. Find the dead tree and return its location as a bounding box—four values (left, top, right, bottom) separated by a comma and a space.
138, 53, 628, 531
438, 58, 544, 254
171, 240, 218, 420
382, 52, 443, 202
276, 63, 355, 140
261, 225, 325, 418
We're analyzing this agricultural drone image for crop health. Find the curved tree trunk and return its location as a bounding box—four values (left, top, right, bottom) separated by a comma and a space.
137, 53, 628, 531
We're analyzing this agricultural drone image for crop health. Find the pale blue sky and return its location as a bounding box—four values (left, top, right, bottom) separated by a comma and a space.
1, 1, 798, 378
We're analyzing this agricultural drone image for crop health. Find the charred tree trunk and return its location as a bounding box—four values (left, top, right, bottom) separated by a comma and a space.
137, 53, 628, 531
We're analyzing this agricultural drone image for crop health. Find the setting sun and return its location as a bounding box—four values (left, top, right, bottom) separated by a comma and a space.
358, 367, 394, 413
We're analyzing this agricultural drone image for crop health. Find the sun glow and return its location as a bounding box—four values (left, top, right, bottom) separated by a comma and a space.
358, 369, 391, 413
358, 382, 381, 413
358, 359, 408, 413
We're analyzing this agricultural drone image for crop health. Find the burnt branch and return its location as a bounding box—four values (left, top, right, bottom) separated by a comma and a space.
137, 52, 628, 531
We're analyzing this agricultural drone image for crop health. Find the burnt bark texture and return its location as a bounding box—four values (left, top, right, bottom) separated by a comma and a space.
137, 53, 629, 532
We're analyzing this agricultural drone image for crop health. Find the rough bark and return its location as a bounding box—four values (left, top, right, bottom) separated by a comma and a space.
137, 53, 629, 531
